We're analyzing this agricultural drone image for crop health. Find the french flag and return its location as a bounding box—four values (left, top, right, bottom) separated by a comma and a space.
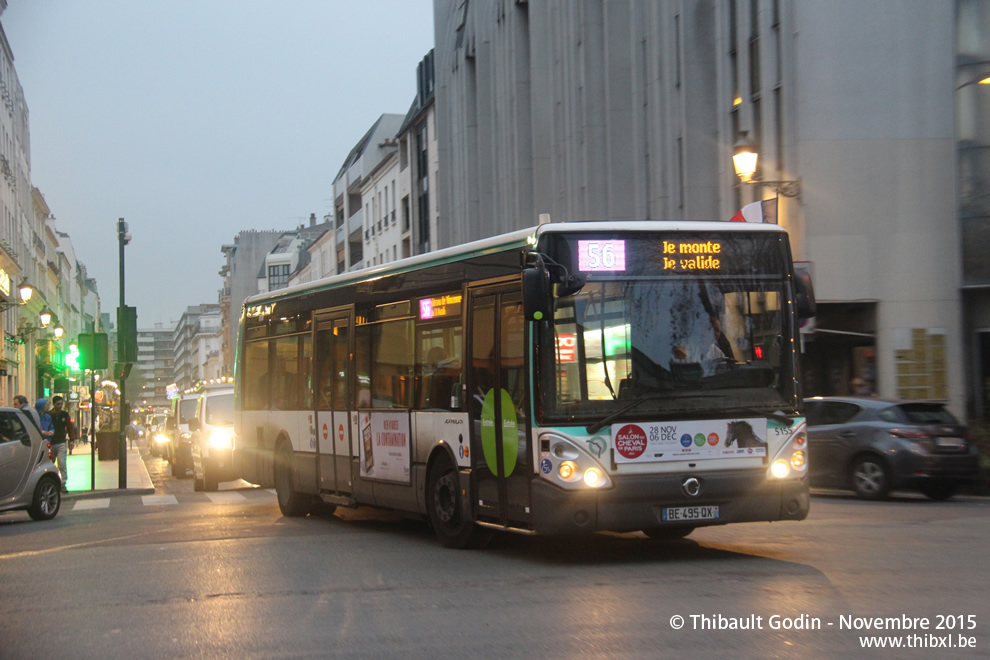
729, 198, 777, 224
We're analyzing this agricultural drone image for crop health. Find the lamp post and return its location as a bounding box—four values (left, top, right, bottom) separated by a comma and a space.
732, 131, 801, 199
117, 218, 131, 488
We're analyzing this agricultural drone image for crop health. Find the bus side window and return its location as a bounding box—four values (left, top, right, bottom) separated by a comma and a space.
243, 340, 269, 410
372, 319, 414, 408
416, 322, 463, 411
355, 323, 372, 408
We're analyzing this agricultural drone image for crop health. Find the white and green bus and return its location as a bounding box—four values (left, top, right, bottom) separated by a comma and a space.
233, 221, 816, 548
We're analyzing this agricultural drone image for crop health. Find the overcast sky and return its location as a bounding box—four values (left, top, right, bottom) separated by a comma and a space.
2, 0, 435, 327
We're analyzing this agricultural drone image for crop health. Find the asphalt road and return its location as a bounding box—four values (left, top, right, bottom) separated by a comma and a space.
1, 449, 987, 659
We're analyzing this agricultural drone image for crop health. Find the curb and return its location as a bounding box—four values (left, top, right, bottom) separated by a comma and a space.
63, 487, 157, 500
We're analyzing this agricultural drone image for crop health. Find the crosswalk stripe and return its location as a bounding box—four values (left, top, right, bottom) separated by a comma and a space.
142, 494, 179, 506
72, 498, 111, 510
205, 491, 248, 503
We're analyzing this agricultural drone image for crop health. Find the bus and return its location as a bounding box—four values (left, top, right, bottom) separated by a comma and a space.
233, 220, 816, 548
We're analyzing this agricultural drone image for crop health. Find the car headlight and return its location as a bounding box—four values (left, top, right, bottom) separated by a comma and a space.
154, 434, 169, 445
208, 428, 234, 449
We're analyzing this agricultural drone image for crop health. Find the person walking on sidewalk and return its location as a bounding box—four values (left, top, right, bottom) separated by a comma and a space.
34, 398, 63, 491
51, 395, 76, 457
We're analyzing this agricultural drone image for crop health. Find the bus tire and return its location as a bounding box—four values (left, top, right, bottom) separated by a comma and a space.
275, 440, 312, 517
643, 526, 694, 540
427, 453, 489, 549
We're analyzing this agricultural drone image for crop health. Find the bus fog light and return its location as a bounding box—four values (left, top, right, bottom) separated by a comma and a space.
771, 459, 790, 479
790, 450, 805, 470
559, 461, 577, 480
583, 468, 602, 487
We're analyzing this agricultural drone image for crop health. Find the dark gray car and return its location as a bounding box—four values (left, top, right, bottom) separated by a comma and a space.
804, 396, 979, 500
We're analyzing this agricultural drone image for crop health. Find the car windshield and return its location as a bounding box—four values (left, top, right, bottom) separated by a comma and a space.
205, 393, 234, 426
178, 399, 197, 423
536, 232, 796, 423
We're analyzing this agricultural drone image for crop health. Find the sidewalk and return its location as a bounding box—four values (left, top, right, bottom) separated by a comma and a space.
63, 440, 155, 498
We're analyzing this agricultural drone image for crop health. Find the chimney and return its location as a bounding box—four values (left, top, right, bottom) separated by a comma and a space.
310, 213, 316, 227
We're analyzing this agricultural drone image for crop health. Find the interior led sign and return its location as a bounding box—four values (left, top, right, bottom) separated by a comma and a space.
662, 240, 723, 271
578, 240, 626, 272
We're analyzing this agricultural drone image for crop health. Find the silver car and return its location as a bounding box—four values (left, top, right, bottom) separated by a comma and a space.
0, 406, 61, 520
804, 396, 979, 500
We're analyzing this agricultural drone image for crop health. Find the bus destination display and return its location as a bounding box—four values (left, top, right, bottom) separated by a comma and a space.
663, 240, 722, 271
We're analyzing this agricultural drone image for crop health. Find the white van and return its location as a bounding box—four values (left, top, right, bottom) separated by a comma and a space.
165, 392, 198, 478
189, 385, 238, 491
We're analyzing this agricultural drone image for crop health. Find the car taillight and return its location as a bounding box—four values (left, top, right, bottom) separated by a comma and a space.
47, 440, 53, 462
891, 429, 933, 451
891, 430, 930, 439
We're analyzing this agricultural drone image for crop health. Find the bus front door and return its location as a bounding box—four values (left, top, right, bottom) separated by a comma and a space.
468, 284, 531, 529
314, 308, 353, 496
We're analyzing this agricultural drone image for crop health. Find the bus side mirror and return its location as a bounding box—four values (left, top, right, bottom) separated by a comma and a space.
523, 266, 551, 321
795, 271, 816, 320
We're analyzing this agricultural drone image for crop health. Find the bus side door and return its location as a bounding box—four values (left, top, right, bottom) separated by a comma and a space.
314, 308, 353, 495
467, 283, 532, 529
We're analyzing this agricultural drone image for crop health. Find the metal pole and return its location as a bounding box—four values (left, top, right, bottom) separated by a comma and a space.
118, 218, 128, 489
90, 371, 96, 491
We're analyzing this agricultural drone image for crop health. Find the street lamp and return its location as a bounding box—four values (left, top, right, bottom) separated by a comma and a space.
956, 59, 990, 90
732, 131, 801, 199
53, 325, 64, 340
39, 307, 52, 327
0, 279, 34, 312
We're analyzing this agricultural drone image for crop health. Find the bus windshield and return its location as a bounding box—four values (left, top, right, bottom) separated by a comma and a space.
538, 231, 795, 422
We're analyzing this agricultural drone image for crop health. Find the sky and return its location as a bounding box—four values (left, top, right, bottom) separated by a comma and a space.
2, 0, 435, 327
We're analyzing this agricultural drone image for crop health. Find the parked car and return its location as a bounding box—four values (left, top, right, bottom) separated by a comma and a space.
804, 396, 979, 500
0, 406, 61, 520
189, 385, 238, 491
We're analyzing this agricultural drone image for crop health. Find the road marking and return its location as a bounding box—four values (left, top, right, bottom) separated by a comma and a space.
142, 494, 179, 506
205, 491, 247, 503
72, 498, 111, 510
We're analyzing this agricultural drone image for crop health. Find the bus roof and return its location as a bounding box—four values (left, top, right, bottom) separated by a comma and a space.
243, 220, 788, 308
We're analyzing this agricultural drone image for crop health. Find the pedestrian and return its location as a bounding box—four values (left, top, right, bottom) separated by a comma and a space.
13, 394, 41, 430
51, 395, 76, 456
34, 398, 63, 490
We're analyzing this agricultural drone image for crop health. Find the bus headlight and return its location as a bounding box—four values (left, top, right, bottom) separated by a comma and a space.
154, 434, 169, 446
559, 461, 577, 480
208, 428, 234, 449
771, 459, 790, 479
583, 468, 603, 487
767, 428, 808, 480
790, 450, 805, 470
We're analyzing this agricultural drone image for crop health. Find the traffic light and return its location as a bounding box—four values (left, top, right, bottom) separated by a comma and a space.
117, 305, 138, 363
77, 332, 109, 370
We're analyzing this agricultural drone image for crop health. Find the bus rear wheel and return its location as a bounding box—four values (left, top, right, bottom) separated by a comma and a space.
427, 454, 490, 549
275, 441, 313, 517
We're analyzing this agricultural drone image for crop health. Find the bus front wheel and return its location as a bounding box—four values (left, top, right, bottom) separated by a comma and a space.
427, 454, 490, 549
274, 441, 313, 517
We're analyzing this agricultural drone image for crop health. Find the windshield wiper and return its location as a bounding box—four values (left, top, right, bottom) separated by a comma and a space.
718, 406, 795, 426
586, 393, 722, 434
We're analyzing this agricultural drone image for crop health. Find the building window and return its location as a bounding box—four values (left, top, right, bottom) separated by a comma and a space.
268, 264, 290, 290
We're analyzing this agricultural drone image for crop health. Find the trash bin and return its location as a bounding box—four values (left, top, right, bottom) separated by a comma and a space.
96, 431, 119, 461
